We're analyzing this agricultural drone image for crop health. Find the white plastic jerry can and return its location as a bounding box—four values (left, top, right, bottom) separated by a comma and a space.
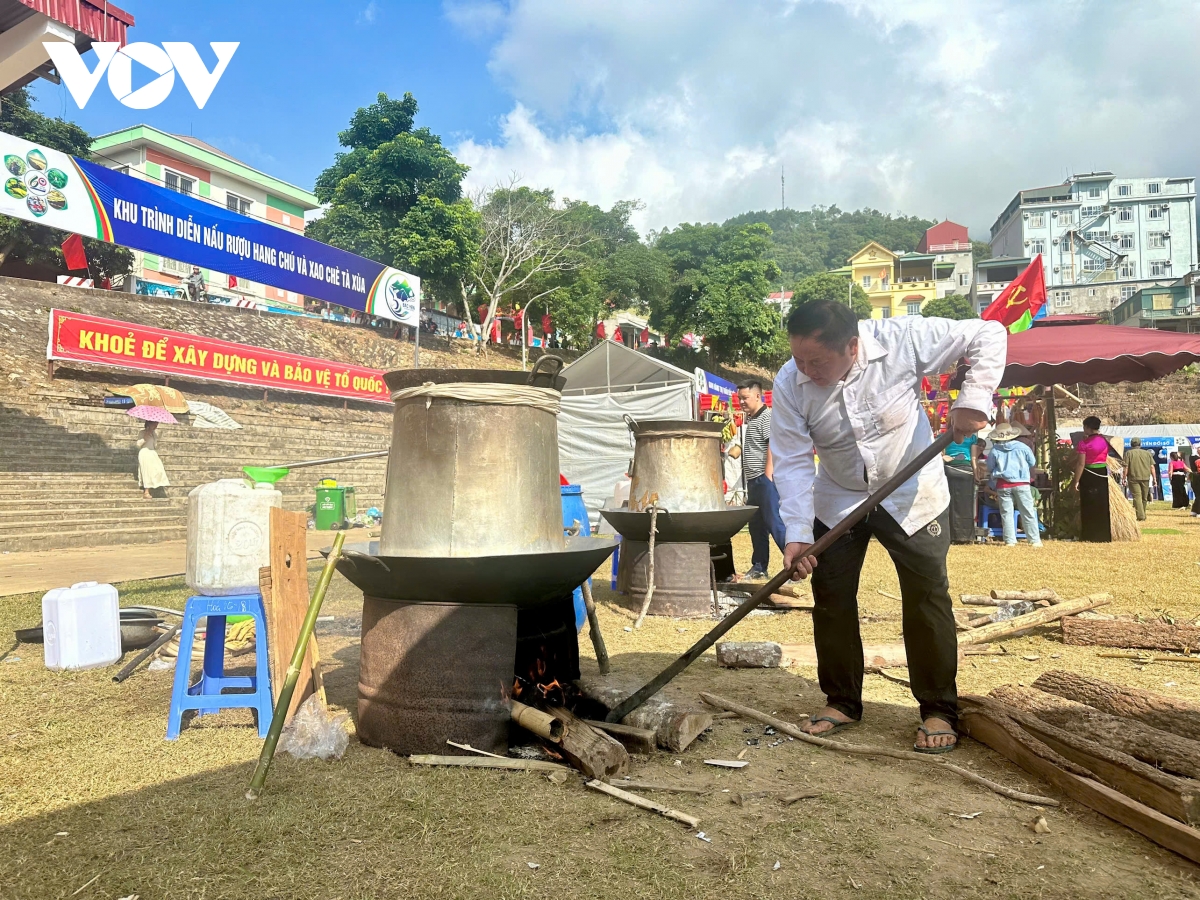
42, 581, 122, 670
186, 479, 283, 595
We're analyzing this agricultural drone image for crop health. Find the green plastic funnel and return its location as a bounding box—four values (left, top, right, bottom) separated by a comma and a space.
242, 465, 291, 485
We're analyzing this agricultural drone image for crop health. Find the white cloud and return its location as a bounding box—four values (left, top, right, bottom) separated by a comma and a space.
358, 1, 378, 24
448, 0, 1200, 240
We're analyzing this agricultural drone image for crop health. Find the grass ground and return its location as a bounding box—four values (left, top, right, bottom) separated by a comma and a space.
3, 503, 1200, 899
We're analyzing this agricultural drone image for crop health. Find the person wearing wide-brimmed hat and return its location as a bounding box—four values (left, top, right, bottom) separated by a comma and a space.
986, 424, 1041, 547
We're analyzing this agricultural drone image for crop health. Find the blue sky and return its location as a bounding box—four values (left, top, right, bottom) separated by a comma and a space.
31, 0, 507, 194
31, 1, 1200, 238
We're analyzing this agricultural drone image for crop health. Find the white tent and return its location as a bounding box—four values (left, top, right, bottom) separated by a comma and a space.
558, 340, 696, 525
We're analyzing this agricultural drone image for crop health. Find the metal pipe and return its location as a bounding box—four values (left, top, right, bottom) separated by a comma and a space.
605, 431, 957, 722
267, 450, 389, 471
246, 531, 346, 800
112, 623, 179, 683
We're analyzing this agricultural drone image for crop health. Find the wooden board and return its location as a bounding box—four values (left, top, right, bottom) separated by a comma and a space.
960, 709, 1200, 865
265, 507, 316, 724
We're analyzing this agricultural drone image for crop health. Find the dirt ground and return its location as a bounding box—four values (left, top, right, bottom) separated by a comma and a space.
3, 504, 1200, 899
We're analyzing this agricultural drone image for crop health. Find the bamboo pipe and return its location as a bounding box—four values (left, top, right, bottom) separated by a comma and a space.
246, 531, 345, 801
511, 700, 565, 741
606, 431, 956, 723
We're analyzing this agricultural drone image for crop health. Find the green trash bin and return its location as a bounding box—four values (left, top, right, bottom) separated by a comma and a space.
314, 486, 346, 530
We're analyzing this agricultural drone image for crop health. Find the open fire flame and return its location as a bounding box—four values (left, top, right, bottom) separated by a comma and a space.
512, 655, 570, 706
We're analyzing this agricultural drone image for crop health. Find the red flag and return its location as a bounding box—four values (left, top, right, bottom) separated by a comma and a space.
541, 314, 553, 335
490, 319, 501, 343
61, 233, 87, 271
640, 327, 650, 346
982, 256, 1046, 334
228, 274, 238, 288
596, 321, 606, 340
514, 309, 524, 332
613, 327, 624, 344
477, 304, 488, 325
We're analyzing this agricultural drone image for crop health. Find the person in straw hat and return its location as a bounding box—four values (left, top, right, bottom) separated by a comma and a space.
985, 423, 1042, 547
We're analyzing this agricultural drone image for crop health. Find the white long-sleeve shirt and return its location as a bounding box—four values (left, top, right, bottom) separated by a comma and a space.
771, 316, 1008, 544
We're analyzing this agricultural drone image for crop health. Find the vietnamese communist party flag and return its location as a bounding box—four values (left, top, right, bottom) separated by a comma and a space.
982, 255, 1046, 334
61, 233, 88, 271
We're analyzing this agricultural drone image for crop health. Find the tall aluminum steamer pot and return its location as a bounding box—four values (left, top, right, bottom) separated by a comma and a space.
380, 368, 566, 558
627, 419, 726, 513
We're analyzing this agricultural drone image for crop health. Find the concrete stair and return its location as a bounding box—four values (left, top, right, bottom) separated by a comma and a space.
0, 398, 390, 552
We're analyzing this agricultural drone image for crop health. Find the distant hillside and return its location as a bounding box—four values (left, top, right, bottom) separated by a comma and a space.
723, 207, 937, 285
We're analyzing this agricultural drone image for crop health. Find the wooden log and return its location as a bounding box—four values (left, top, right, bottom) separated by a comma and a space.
575, 675, 713, 752
957, 594, 1111, 647
510, 700, 564, 741
763, 593, 814, 610
409, 755, 569, 773
554, 706, 629, 780
959, 708, 1200, 866
715, 641, 910, 669
991, 685, 1200, 780
964, 696, 1200, 824
1034, 670, 1200, 743
961, 594, 1005, 606
991, 589, 1060, 603
585, 779, 700, 828
699, 691, 1059, 806
1062, 617, 1200, 653
583, 720, 657, 755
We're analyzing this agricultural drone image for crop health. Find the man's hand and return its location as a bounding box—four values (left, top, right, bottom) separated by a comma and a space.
949, 407, 988, 442
783, 542, 818, 581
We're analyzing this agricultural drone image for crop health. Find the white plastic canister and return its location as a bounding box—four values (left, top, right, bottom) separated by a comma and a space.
42, 581, 121, 670
186, 479, 282, 595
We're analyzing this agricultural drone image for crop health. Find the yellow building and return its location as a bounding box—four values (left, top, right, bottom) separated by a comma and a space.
847, 241, 954, 319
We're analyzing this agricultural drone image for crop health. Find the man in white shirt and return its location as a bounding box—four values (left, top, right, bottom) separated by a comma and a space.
772, 300, 1007, 753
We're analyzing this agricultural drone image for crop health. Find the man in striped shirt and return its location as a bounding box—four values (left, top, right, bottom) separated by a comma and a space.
737, 380, 786, 579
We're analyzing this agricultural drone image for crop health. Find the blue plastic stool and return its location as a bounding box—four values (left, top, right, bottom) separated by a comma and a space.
166, 593, 273, 740
978, 502, 1041, 540
561, 484, 591, 632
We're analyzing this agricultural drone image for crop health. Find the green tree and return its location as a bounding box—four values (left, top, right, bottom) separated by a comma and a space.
789, 271, 872, 319
972, 240, 992, 263
921, 292, 978, 320
309, 92, 479, 305
468, 183, 590, 348
0, 87, 133, 279
723, 206, 937, 284
650, 222, 781, 364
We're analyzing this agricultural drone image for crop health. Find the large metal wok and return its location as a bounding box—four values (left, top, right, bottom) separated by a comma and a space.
324, 537, 618, 608
599, 506, 757, 543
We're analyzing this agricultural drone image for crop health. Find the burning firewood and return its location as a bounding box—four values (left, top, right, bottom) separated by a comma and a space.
551, 706, 630, 780
575, 675, 713, 752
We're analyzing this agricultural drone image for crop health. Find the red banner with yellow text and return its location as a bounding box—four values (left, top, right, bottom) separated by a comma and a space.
47, 309, 390, 404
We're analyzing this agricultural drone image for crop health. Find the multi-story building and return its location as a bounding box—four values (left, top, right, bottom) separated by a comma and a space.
1112, 270, 1200, 333
917, 220, 974, 297
989, 172, 1197, 316
971, 256, 1032, 315
846, 232, 967, 319
90, 125, 319, 310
